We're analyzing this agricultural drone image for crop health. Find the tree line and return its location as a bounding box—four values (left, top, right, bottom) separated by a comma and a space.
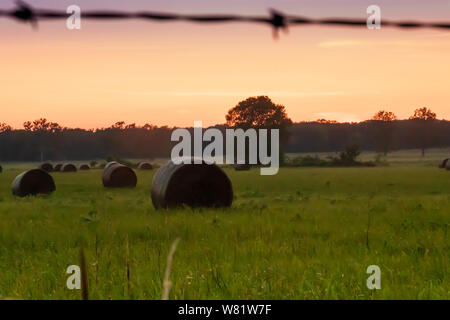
287, 108, 449, 156
0, 98, 449, 162
287, 118, 450, 155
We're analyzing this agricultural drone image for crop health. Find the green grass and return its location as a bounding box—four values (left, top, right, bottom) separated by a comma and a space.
0, 159, 449, 299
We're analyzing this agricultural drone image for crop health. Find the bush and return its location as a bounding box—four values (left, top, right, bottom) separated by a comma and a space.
338, 145, 361, 165
286, 155, 329, 167
286, 145, 376, 167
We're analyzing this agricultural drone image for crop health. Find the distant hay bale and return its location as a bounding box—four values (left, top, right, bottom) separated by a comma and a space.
234, 164, 251, 171
61, 163, 77, 172
439, 158, 449, 169
104, 161, 119, 170
54, 163, 63, 172
102, 163, 137, 188
151, 159, 233, 209
96, 162, 107, 169
39, 163, 53, 172
447, 160, 450, 171
138, 162, 153, 170
0, 164, 2, 173
12, 169, 56, 197
79, 164, 90, 171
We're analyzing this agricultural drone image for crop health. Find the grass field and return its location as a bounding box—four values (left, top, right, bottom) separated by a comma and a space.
0, 151, 449, 299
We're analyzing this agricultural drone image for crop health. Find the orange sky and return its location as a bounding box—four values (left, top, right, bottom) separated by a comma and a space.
1, 2, 449, 129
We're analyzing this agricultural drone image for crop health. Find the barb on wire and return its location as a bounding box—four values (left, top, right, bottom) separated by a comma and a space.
2, 0, 450, 38
8, 0, 37, 28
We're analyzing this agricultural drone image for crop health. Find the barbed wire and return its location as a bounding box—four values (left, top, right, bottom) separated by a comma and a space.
1, 1, 449, 38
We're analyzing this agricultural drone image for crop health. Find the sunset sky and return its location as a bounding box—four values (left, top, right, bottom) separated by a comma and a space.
1, 0, 449, 129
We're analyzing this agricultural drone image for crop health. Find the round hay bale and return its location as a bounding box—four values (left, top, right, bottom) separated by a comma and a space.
439, 158, 449, 169
12, 169, 56, 197
79, 164, 90, 171
446, 160, 450, 171
138, 162, 153, 170
39, 162, 53, 172
151, 159, 233, 209
0, 164, 2, 173
104, 161, 119, 170
54, 163, 63, 172
102, 163, 137, 188
97, 162, 107, 169
234, 164, 251, 171
61, 163, 77, 172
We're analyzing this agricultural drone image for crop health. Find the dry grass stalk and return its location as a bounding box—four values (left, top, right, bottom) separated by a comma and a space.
79, 245, 89, 300
161, 238, 181, 300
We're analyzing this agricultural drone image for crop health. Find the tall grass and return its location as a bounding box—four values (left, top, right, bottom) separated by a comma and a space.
0, 163, 448, 299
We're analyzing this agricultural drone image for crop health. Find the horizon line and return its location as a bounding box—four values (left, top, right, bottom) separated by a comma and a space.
3, 117, 450, 131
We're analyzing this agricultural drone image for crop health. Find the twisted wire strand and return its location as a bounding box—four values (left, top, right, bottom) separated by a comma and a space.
1, 1, 449, 34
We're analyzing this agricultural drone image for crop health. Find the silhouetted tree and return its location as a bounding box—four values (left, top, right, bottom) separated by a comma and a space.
226, 96, 292, 132
373, 110, 397, 122
110, 121, 126, 130
23, 118, 62, 133
409, 107, 437, 156
22, 119, 63, 160
0, 123, 12, 133
226, 96, 292, 164
371, 110, 398, 155
409, 107, 437, 121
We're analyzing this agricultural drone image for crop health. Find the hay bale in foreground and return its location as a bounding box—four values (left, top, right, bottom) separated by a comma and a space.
151, 159, 233, 209
234, 164, 251, 171
102, 163, 137, 188
138, 162, 153, 170
39, 163, 53, 172
12, 169, 56, 197
54, 163, 63, 172
439, 158, 449, 169
61, 163, 77, 172
79, 164, 90, 171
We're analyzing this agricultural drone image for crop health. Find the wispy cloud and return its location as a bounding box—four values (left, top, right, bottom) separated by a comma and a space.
103, 90, 347, 97
318, 39, 448, 48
